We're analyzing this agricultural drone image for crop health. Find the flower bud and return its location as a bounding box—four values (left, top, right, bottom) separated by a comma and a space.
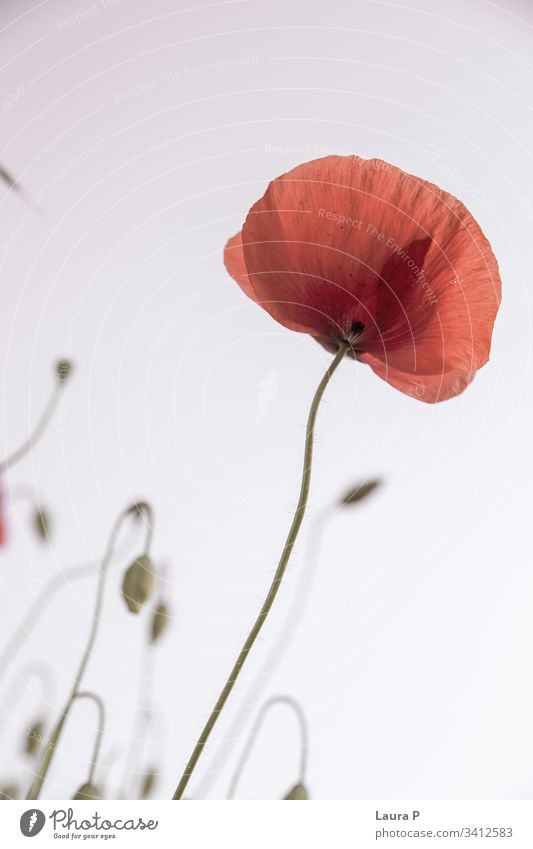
140, 769, 157, 799
73, 782, 100, 800
121, 555, 156, 614
150, 601, 170, 644
34, 509, 51, 542
56, 359, 73, 382
339, 478, 381, 507
284, 782, 309, 800
25, 720, 45, 756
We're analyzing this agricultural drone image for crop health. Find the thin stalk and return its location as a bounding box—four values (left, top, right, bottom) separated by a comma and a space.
26, 501, 154, 800
227, 695, 308, 799
0, 378, 63, 473
74, 691, 105, 785
172, 341, 349, 799
195, 503, 330, 797
0, 561, 96, 682
0, 661, 55, 737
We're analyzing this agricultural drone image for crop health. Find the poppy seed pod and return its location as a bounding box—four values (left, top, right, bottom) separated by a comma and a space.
73, 782, 100, 800
284, 782, 309, 800
25, 720, 45, 756
150, 601, 170, 644
34, 509, 51, 541
56, 359, 72, 382
121, 555, 156, 614
340, 479, 382, 507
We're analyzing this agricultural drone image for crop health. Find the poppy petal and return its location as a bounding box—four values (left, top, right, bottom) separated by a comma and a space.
223, 231, 258, 303
359, 351, 476, 403
224, 155, 501, 402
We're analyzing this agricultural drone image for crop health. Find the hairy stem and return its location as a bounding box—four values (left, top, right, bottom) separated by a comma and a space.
172, 341, 348, 799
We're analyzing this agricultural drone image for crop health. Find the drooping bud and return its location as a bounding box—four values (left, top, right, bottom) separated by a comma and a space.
140, 769, 157, 799
56, 359, 73, 382
25, 720, 45, 756
339, 478, 382, 507
150, 601, 170, 644
72, 782, 100, 800
121, 555, 156, 614
34, 509, 51, 542
0, 784, 18, 800
283, 782, 309, 800
130, 501, 148, 520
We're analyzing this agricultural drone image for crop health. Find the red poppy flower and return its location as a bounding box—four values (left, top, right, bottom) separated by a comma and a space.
224, 155, 501, 402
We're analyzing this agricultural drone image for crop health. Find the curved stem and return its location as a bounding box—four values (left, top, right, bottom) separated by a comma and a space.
0, 380, 63, 474
227, 695, 308, 800
0, 561, 96, 683
195, 503, 331, 797
74, 691, 105, 785
26, 501, 154, 800
172, 341, 349, 800
0, 662, 56, 735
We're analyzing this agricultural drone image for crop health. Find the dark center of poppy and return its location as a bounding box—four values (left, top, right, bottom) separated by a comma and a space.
348, 320, 365, 340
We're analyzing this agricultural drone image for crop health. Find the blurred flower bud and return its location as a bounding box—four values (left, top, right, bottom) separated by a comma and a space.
73, 782, 100, 800
150, 601, 170, 644
56, 359, 72, 382
0, 784, 18, 800
141, 769, 157, 799
34, 509, 51, 542
340, 479, 382, 507
121, 555, 156, 614
25, 720, 45, 756
131, 502, 147, 520
284, 782, 309, 800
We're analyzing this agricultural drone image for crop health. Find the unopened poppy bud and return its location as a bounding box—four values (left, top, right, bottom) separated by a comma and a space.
340, 478, 381, 507
56, 359, 72, 382
131, 501, 146, 520
73, 782, 100, 800
141, 769, 157, 799
34, 509, 51, 541
121, 555, 156, 614
150, 601, 170, 644
25, 720, 45, 756
284, 782, 309, 800
0, 784, 18, 800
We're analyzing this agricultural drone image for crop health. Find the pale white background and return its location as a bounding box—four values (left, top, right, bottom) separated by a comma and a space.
0, 0, 532, 801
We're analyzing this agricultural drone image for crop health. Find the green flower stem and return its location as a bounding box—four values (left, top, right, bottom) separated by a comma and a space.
26, 502, 154, 800
227, 695, 309, 799
0, 561, 96, 682
172, 341, 349, 800
195, 502, 331, 797
74, 691, 105, 785
0, 377, 64, 474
